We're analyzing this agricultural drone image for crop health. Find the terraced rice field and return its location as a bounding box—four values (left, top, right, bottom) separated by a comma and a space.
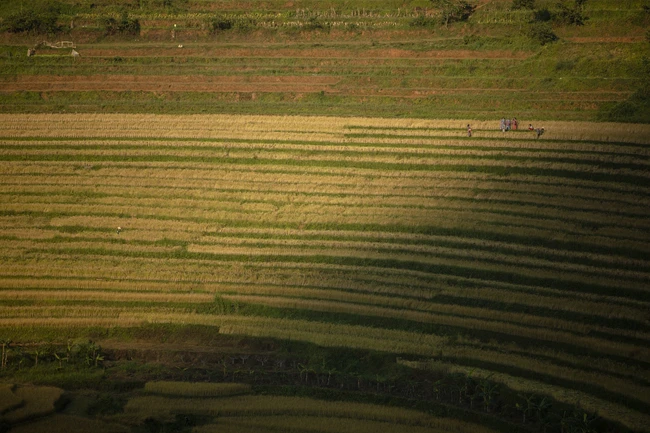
119, 381, 498, 433
1, 0, 647, 123
0, 45, 640, 120
1, 113, 649, 429
1, 37, 646, 121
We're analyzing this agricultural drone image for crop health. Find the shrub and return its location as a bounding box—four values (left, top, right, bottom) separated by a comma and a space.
511, 0, 536, 9
119, 13, 141, 35
532, 8, 552, 22
209, 16, 233, 32
209, 16, 257, 33
2, 5, 62, 34
555, 0, 588, 25
437, 0, 475, 27
527, 22, 558, 45
101, 12, 140, 36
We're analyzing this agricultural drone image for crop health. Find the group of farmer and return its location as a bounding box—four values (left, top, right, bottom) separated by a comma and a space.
501, 117, 545, 138
465, 118, 545, 138
500, 117, 518, 132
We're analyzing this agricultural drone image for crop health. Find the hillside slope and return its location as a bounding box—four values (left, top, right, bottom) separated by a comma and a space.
0, 0, 648, 121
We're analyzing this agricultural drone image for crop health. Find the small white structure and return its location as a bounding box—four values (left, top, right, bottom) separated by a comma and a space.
27, 41, 77, 57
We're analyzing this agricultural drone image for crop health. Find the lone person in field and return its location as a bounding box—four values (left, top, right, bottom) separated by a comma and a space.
467, 124, 472, 137
117, 226, 122, 234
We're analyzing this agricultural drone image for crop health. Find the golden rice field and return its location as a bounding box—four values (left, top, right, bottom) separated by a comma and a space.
1, 114, 650, 431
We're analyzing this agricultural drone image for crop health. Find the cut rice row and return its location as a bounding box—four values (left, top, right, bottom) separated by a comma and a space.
7, 223, 639, 276
2, 114, 649, 144
4, 181, 649, 219
4, 147, 650, 180
218, 292, 650, 345
5, 198, 650, 243
3, 160, 647, 198
2, 261, 648, 319
3, 233, 647, 294
3, 166, 649, 206
4, 138, 649, 162
1, 271, 645, 339
3, 249, 649, 306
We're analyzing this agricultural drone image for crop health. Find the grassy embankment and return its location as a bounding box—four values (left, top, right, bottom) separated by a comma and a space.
0, 0, 648, 120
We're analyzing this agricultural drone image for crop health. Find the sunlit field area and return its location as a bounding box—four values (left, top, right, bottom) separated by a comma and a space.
1, 0, 650, 431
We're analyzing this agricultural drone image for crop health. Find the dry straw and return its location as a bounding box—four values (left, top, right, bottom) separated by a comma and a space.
1, 114, 649, 144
